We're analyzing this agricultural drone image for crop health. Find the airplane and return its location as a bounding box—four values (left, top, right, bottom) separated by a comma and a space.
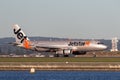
12, 24, 107, 57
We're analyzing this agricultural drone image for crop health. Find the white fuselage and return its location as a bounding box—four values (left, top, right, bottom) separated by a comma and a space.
31, 40, 107, 52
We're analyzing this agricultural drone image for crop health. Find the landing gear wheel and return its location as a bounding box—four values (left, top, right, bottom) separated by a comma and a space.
54, 54, 59, 57
64, 55, 69, 57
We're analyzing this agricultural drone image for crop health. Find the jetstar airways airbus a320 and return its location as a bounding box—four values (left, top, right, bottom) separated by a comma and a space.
12, 24, 107, 57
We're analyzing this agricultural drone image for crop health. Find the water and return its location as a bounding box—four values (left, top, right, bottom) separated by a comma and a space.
0, 71, 120, 80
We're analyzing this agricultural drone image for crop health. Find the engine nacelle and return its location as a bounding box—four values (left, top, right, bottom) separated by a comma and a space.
63, 49, 71, 54
56, 49, 71, 54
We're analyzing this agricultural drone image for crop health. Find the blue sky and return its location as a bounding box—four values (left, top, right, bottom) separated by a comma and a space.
0, 0, 120, 39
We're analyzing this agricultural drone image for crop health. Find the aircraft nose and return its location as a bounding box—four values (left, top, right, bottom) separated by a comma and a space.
99, 45, 107, 50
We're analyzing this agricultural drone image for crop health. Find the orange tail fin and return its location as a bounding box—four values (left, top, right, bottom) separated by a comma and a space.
23, 38, 31, 49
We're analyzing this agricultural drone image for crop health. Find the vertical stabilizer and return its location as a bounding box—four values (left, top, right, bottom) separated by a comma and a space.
13, 24, 31, 49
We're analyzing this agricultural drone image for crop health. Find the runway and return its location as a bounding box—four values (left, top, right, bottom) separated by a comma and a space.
0, 62, 120, 71
0, 55, 120, 71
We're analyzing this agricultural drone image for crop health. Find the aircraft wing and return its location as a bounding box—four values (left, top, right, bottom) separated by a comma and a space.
34, 45, 65, 52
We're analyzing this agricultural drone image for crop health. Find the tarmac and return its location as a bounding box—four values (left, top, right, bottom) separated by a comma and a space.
0, 62, 120, 71
0, 51, 120, 71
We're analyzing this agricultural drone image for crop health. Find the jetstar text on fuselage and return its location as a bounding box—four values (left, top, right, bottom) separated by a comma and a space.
68, 41, 86, 46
